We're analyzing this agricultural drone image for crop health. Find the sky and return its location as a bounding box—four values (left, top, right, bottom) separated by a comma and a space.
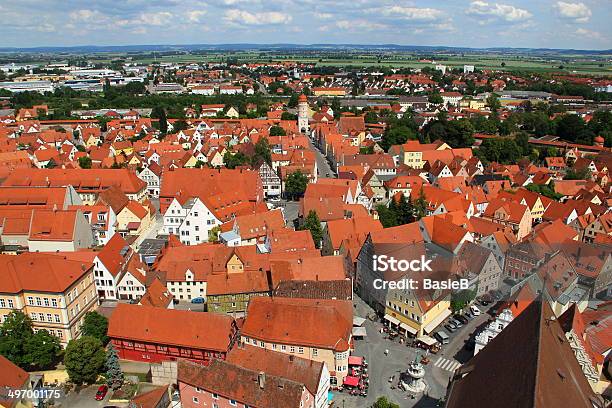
0, 0, 610, 50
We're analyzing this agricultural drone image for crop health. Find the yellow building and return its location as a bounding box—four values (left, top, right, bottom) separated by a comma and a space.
460, 98, 486, 110
312, 87, 346, 97
0, 253, 98, 346
384, 287, 452, 337
116, 200, 153, 236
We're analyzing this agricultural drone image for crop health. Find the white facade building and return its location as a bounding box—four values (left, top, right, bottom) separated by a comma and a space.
474, 308, 514, 355
162, 197, 221, 245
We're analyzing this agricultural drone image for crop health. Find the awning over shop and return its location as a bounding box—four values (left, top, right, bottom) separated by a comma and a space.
343, 376, 360, 387
353, 316, 366, 326
423, 308, 452, 334
348, 356, 363, 366
352, 327, 367, 337
384, 314, 400, 326
400, 322, 417, 335
416, 335, 438, 346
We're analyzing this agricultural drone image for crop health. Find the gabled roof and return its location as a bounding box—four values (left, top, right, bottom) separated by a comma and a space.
108, 304, 235, 352
178, 359, 305, 408
0, 253, 92, 294
227, 345, 325, 396
0, 355, 29, 408
96, 233, 130, 277
28, 209, 78, 242
326, 216, 382, 250
241, 297, 352, 351
129, 385, 169, 408
446, 300, 602, 408
138, 278, 174, 308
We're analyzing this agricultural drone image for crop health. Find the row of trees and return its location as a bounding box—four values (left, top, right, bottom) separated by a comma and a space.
223, 137, 272, 169
0, 310, 123, 388
376, 192, 427, 228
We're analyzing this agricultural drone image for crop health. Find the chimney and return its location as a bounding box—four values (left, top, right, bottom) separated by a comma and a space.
258, 372, 266, 389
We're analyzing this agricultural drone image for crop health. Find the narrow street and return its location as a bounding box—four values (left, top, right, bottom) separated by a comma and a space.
307, 135, 335, 178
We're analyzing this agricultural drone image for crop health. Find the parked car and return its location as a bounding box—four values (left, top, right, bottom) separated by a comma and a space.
434, 330, 450, 344
451, 318, 463, 327
446, 320, 457, 330
455, 315, 469, 324
95, 385, 109, 401
269, 196, 281, 202
470, 305, 482, 316
191, 297, 205, 304
444, 324, 457, 333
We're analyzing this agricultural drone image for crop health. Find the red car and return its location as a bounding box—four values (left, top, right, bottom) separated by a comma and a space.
95, 385, 108, 401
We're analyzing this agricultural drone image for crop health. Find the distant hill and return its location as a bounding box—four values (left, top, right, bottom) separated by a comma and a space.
0, 43, 610, 55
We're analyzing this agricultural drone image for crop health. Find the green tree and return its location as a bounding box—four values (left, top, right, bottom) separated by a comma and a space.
414, 188, 427, 220
81, 312, 109, 345
24, 330, 61, 370
364, 111, 379, 124
208, 225, 221, 242
285, 171, 308, 200
224, 151, 249, 169
451, 289, 476, 312
173, 120, 188, 131
281, 111, 297, 121
151, 106, 168, 134
300, 210, 323, 248
380, 126, 417, 151
397, 193, 415, 225
78, 156, 92, 169
428, 93, 443, 104
253, 137, 272, 166
373, 396, 400, 408
486, 94, 501, 113
64, 336, 106, 385
105, 344, 124, 390
0, 311, 34, 368
269, 126, 286, 136
287, 94, 299, 108
376, 204, 398, 228
555, 114, 585, 142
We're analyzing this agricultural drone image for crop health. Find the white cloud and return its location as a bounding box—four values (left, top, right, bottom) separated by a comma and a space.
224, 9, 292, 25
140, 11, 174, 26
554, 2, 591, 23
336, 20, 387, 31
314, 12, 333, 20
575, 28, 602, 39
37, 23, 56, 33
186, 10, 207, 23
69, 9, 108, 23
384, 6, 444, 21
466, 1, 532, 22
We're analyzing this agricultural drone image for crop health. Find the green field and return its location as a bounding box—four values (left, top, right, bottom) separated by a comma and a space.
119, 52, 611, 76
5, 49, 612, 76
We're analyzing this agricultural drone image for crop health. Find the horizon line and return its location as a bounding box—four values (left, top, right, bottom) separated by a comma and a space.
1, 42, 611, 53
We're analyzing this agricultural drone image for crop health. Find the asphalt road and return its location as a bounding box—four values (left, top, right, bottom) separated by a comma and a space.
335, 297, 494, 408
307, 136, 335, 178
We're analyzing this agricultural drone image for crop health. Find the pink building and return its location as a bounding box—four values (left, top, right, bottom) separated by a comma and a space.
178, 359, 313, 408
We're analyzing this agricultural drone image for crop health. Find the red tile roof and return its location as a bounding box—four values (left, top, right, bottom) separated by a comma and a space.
241, 297, 352, 351
108, 304, 236, 352
0, 355, 29, 408
178, 359, 305, 408
0, 253, 92, 294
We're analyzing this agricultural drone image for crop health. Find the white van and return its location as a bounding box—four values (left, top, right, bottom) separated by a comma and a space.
434, 330, 450, 345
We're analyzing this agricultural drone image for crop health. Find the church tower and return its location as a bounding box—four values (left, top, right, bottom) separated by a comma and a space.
298, 94, 309, 134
